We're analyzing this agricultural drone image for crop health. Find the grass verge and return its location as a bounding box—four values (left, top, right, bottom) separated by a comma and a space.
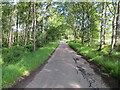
67, 41, 119, 80
2, 41, 59, 88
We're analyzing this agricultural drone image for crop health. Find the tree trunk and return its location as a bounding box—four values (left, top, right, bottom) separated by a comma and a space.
12, 29, 14, 44
8, 14, 12, 48
29, 20, 34, 40
109, 2, 119, 53
24, 3, 31, 45
33, 3, 36, 51
87, 12, 91, 47
73, 27, 77, 43
103, 3, 107, 45
42, 17, 45, 46
99, 2, 106, 51
81, 12, 85, 45
23, 23, 26, 44
24, 17, 28, 46
16, 12, 19, 46
110, 14, 116, 53
115, 1, 120, 46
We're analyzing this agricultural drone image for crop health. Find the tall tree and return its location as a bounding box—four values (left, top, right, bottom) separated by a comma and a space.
109, 2, 118, 53
24, 2, 31, 45
33, 2, 37, 51
81, 3, 85, 45
115, 1, 120, 46
99, 2, 106, 51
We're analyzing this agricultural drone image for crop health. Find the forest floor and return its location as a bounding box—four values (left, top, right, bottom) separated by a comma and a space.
12, 41, 119, 88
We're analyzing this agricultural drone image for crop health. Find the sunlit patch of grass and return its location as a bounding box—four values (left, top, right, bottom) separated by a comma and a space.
0, 56, 2, 89
2, 41, 59, 88
67, 41, 119, 80
23, 71, 30, 76
0, 56, 3, 65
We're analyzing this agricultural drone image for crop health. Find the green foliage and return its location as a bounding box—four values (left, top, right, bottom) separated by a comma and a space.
2, 41, 59, 88
2, 42, 8, 48
2, 46, 26, 63
1, 2, 119, 88
67, 41, 120, 80
115, 44, 120, 52
24, 44, 34, 52
36, 40, 42, 48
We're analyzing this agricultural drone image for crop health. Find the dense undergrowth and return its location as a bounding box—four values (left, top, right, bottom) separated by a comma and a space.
1, 41, 59, 88
67, 40, 120, 80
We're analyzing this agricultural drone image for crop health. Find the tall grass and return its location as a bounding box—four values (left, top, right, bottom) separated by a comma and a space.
67, 41, 119, 80
2, 41, 59, 88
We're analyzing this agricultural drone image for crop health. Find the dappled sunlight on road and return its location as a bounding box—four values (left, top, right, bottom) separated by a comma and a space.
14, 41, 110, 88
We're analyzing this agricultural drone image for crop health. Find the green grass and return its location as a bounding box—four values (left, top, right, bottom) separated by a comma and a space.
67, 41, 120, 80
0, 56, 2, 89
2, 41, 59, 88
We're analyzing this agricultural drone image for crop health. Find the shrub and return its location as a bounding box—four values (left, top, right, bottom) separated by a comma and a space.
2, 42, 8, 48
24, 44, 34, 52
2, 46, 26, 63
12, 42, 18, 46
36, 40, 41, 48
116, 44, 120, 52
76, 40, 81, 43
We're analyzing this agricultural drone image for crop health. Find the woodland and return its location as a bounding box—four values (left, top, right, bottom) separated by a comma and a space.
1, 1, 120, 88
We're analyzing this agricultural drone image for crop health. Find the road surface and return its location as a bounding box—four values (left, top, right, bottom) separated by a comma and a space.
13, 41, 117, 88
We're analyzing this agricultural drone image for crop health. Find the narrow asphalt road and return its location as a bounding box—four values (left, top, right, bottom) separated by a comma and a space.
14, 41, 114, 88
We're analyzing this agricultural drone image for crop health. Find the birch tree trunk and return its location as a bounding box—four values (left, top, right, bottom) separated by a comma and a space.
110, 14, 116, 53
115, 1, 120, 46
103, 3, 107, 44
24, 3, 31, 45
99, 2, 106, 50
33, 3, 37, 51
42, 17, 45, 46
8, 14, 12, 48
81, 12, 85, 45
87, 10, 91, 47
16, 12, 19, 46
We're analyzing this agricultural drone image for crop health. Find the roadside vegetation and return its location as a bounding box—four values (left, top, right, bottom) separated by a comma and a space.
1, 1, 120, 88
65, 2, 120, 81
2, 41, 59, 88
67, 41, 120, 80
1, 2, 65, 88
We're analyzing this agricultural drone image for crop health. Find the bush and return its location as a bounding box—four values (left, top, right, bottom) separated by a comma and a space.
24, 44, 34, 52
2, 42, 8, 48
36, 40, 41, 48
76, 40, 81, 43
2, 46, 26, 63
12, 42, 18, 46
116, 44, 120, 52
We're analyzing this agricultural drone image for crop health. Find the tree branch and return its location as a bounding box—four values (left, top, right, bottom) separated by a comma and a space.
106, 3, 114, 15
